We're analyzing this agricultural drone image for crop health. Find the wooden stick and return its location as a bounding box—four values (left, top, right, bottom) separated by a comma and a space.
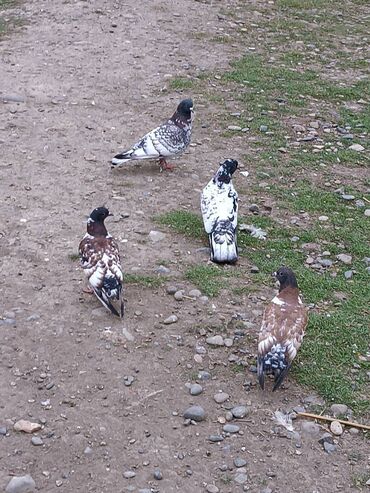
297, 412, 370, 431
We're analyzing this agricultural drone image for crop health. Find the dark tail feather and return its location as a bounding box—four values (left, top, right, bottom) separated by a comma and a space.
93, 288, 122, 318
272, 364, 291, 391
209, 232, 237, 264
257, 356, 265, 390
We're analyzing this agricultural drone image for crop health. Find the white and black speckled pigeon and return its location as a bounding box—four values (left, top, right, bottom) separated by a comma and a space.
111, 98, 194, 171
201, 159, 239, 264
79, 207, 124, 318
257, 267, 308, 391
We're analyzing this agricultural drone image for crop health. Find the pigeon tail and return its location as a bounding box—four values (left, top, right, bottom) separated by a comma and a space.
258, 343, 291, 391
209, 223, 237, 264
111, 151, 134, 166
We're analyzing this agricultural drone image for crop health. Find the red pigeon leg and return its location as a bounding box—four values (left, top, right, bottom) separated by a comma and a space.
159, 157, 175, 171
83, 286, 94, 294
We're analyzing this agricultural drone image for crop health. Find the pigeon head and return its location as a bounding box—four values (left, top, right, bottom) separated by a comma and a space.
273, 266, 298, 291
176, 98, 194, 121
88, 207, 112, 223
216, 159, 238, 184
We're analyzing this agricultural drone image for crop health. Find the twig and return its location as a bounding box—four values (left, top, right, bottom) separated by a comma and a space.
296, 412, 370, 431
125, 389, 164, 410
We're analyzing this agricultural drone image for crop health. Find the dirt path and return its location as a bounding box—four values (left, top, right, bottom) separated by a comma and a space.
1, 1, 369, 492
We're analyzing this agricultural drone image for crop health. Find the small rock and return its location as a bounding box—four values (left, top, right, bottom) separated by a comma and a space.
234, 457, 247, 468
364, 209, 370, 217
14, 420, 42, 433
189, 289, 202, 298
2, 94, 25, 103
148, 230, 166, 242
223, 424, 240, 433
291, 236, 300, 242
184, 405, 206, 422
224, 338, 233, 347
163, 314, 178, 325
349, 427, 359, 435
337, 253, 352, 264
206, 485, 219, 493
5, 475, 35, 493
209, 435, 224, 442
196, 345, 206, 354
318, 215, 329, 222
355, 200, 365, 208
309, 121, 320, 129
166, 285, 177, 295
174, 290, 184, 301
300, 421, 321, 436
344, 270, 353, 280
0, 426, 7, 435
31, 436, 43, 446
206, 335, 224, 346
156, 265, 170, 275
123, 375, 134, 386
123, 471, 136, 479
341, 194, 355, 201
259, 125, 268, 132
323, 441, 337, 454
260, 488, 273, 493
153, 469, 163, 480
249, 204, 259, 214
319, 258, 333, 268
214, 392, 229, 404
84, 446, 93, 455
231, 406, 248, 419
250, 265, 260, 273
190, 384, 203, 396
318, 432, 334, 445
330, 404, 348, 416
348, 143, 364, 152
234, 473, 248, 484
198, 370, 211, 381
330, 420, 343, 436
228, 125, 242, 131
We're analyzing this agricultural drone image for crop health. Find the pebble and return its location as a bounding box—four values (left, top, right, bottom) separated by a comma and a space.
148, 230, 166, 242
234, 473, 248, 484
198, 371, 211, 381
348, 143, 364, 152
123, 375, 135, 386
260, 488, 273, 493
365, 209, 370, 217
291, 236, 300, 242
166, 285, 177, 295
232, 406, 248, 419
123, 471, 136, 479
223, 424, 240, 433
355, 199, 365, 207
0, 426, 7, 435
196, 345, 207, 354
156, 265, 170, 275
184, 405, 206, 422
84, 446, 93, 455
206, 335, 224, 346
5, 475, 36, 493
330, 420, 343, 436
224, 338, 233, 347
214, 392, 229, 404
344, 270, 353, 280
318, 215, 329, 221
163, 314, 178, 325
323, 441, 337, 454
249, 204, 259, 213
14, 420, 41, 433
209, 435, 224, 442
189, 289, 202, 298
190, 384, 203, 396
250, 265, 260, 273
349, 427, 359, 435
319, 432, 334, 445
330, 403, 348, 416
234, 457, 247, 468
341, 194, 355, 201
259, 125, 268, 132
228, 125, 242, 131
153, 469, 163, 480
31, 436, 43, 446
319, 258, 333, 267
337, 253, 352, 264
174, 290, 184, 301
300, 420, 321, 436
206, 485, 219, 493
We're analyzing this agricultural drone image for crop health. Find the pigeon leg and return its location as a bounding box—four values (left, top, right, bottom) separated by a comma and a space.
159, 157, 175, 171
83, 285, 94, 294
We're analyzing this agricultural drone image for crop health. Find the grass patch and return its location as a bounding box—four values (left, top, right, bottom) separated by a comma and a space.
68, 253, 80, 262
185, 265, 229, 297
156, 210, 205, 240
168, 77, 195, 91
125, 274, 164, 289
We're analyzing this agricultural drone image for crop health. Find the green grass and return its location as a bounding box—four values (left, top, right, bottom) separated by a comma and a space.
156, 210, 205, 240
168, 77, 195, 91
124, 274, 164, 289
185, 265, 229, 297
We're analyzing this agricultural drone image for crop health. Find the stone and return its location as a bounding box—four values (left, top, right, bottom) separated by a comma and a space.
163, 314, 178, 325
2, 94, 25, 103
153, 469, 163, 480
209, 434, 224, 442
231, 406, 248, 419
234, 457, 247, 468
318, 432, 334, 445
155, 265, 170, 275
319, 258, 333, 267
344, 270, 353, 280
214, 392, 229, 404
224, 338, 233, 347
190, 384, 203, 396
174, 290, 184, 301
318, 215, 329, 222
206, 485, 219, 493
31, 436, 43, 446
323, 441, 337, 453
84, 446, 93, 455
228, 125, 242, 131
300, 421, 321, 436
341, 194, 355, 201
249, 204, 259, 213
337, 253, 352, 264
166, 285, 177, 295
0, 426, 7, 435
184, 405, 206, 422
259, 125, 268, 132
348, 143, 364, 152
234, 473, 248, 484
198, 371, 211, 381
189, 289, 202, 298
123, 471, 136, 479
330, 420, 343, 436
330, 404, 348, 416
365, 209, 370, 217
206, 335, 224, 346
223, 424, 240, 433
250, 265, 260, 273
148, 230, 166, 242
14, 420, 42, 433
5, 475, 35, 493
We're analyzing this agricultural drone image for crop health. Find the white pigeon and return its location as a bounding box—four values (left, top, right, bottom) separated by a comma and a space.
111, 99, 194, 171
79, 207, 124, 318
201, 159, 239, 264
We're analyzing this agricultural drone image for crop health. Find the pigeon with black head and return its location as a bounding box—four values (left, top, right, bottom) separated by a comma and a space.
257, 267, 308, 391
111, 98, 194, 171
79, 207, 124, 318
201, 159, 239, 264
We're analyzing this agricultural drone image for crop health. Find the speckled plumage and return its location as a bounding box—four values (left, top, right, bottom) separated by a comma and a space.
111, 99, 194, 169
79, 207, 124, 318
201, 159, 238, 264
257, 267, 308, 391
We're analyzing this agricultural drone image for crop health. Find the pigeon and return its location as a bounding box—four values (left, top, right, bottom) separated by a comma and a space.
201, 159, 239, 264
79, 207, 124, 318
257, 267, 308, 391
111, 98, 194, 171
